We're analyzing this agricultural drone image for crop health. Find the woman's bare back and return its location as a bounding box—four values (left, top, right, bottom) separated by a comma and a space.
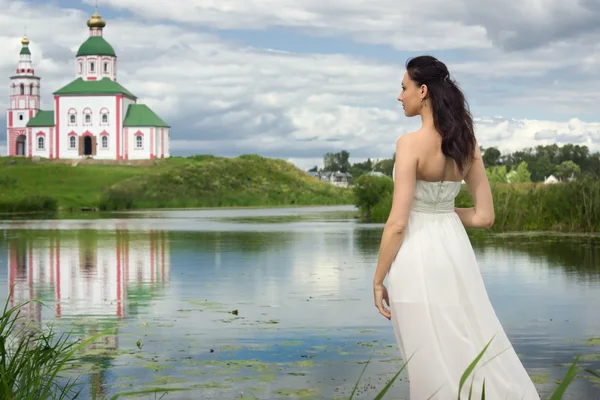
406, 129, 472, 183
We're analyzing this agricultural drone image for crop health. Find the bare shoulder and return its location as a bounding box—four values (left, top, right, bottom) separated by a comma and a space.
395, 131, 421, 149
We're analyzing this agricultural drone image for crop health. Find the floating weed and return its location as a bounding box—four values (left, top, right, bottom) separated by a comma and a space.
378, 357, 403, 363
359, 329, 377, 334
275, 388, 320, 398
280, 341, 303, 346
192, 382, 230, 389
529, 373, 551, 384
581, 354, 600, 361
225, 376, 253, 382
152, 375, 187, 385
220, 344, 243, 351
182, 370, 206, 375
293, 360, 317, 368
137, 362, 172, 372
258, 374, 277, 383
586, 337, 600, 346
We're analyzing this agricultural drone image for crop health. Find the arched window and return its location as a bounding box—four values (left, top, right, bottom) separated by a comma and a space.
83, 108, 92, 124
136, 135, 143, 149
68, 109, 77, 125
69, 136, 76, 149
37, 137, 44, 150
19, 84, 24, 95
100, 108, 109, 124
102, 136, 108, 148
90, 62, 95, 72
30, 84, 34, 95
78, 62, 82, 74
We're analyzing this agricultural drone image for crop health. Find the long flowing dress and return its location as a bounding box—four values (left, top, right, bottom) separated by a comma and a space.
387, 177, 540, 399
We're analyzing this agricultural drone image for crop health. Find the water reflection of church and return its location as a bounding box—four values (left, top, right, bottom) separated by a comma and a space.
5, 229, 170, 397
8, 230, 170, 319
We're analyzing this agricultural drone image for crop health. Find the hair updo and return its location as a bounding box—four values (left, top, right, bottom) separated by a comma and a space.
405, 55, 476, 174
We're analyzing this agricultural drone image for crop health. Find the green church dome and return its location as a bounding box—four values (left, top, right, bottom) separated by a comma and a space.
76, 36, 116, 57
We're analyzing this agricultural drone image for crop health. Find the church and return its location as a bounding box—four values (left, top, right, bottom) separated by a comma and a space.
6, 10, 171, 160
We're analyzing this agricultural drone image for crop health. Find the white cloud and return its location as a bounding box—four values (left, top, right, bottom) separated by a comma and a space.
0, 0, 599, 169
93, 0, 491, 51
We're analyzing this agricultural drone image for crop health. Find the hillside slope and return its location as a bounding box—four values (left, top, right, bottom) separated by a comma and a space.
0, 155, 352, 213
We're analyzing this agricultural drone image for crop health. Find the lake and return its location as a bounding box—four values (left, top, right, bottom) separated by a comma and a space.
0, 206, 599, 399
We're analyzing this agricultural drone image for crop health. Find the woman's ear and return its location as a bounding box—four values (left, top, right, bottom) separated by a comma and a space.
420, 84, 428, 99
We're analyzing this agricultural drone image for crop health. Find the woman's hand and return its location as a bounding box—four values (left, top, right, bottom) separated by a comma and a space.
373, 283, 391, 320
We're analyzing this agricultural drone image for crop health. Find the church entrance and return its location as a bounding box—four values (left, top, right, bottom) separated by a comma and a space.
16, 135, 26, 156
84, 136, 93, 156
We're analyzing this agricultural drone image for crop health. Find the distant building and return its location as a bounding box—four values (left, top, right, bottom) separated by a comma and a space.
307, 170, 353, 187
6, 9, 170, 160
544, 174, 560, 184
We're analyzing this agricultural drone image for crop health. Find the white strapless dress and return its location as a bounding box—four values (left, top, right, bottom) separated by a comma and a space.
387, 177, 540, 399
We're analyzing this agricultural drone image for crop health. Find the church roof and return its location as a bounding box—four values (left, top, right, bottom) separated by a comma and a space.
27, 110, 55, 127
123, 104, 170, 128
53, 78, 136, 98
20, 46, 31, 56
76, 36, 116, 57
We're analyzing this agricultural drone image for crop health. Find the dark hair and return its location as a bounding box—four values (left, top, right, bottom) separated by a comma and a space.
405, 55, 476, 174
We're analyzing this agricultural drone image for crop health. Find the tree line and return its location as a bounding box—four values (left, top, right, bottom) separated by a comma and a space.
311, 143, 600, 182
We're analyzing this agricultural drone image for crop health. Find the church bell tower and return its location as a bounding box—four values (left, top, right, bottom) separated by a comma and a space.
7, 35, 41, 156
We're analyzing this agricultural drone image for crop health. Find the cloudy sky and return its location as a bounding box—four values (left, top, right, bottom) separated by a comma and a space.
2, 0, 600, 169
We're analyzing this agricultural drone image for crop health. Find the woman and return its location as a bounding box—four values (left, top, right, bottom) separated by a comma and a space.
372, 55, 539, 399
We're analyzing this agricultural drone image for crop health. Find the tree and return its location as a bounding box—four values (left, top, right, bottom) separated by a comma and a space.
507, 161, 531, 183
349, 158, 374, 179
308, 165, 318, 172
554, 160, 581, 180
323, 150, 351, 173
482, 147, 501, 166
486, 165, 507, 183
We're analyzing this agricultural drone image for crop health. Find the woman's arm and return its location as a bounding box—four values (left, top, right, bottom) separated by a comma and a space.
455, 144, 495, 229
372, 135, 418, 318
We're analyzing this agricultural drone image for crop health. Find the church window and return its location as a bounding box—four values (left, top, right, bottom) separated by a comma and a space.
78, 63, 82, 74
136, 135, 143, 149
102, 114, 108, 123
37, 137, 44, 150
30, 84, 34, 95
70, 115, 76, 124
18, 113, 24, 121
104, 63, 109, 73
83, 108, 92, 124
19, 84, 24, 95
69, 136, 76, 149
102, 136, 108, 148
90, 62, 95, 72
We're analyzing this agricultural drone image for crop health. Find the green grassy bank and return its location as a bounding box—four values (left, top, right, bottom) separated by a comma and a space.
0, 155, 353, 214
354, 175, 600, 233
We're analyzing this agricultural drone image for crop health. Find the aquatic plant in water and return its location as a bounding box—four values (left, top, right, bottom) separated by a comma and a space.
0, 290, 189, 400
349, 337, 600, 400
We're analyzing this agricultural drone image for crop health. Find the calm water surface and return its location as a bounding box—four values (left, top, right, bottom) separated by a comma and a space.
0, 206, 599, 399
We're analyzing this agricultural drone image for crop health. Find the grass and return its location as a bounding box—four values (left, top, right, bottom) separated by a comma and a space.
0, 289, 189, 399
0, 155, 352, 214
2, 289, 598, 399
352, 337, 600, 400
354, 175, 600, 232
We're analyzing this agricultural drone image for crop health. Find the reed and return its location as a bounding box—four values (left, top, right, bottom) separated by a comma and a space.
0, 290, 188, 399
354, 176, 600, 232
352, 337, 600, 399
